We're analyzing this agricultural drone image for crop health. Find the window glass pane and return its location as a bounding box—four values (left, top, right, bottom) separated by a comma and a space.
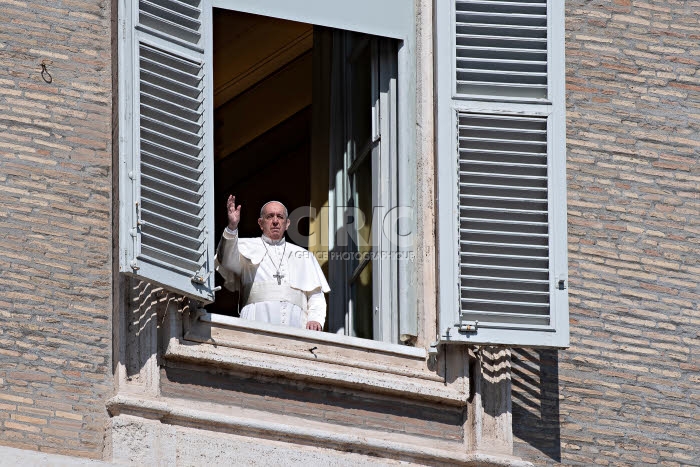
351, 260, 373, 338
348, 37, 374, 339
354, 156, 373, 256
350, 40, 372, 159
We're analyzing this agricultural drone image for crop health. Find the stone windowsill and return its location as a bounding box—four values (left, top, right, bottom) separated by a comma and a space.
170, 312, 466, 405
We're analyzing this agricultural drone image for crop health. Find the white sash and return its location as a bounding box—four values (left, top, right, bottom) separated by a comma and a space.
243, 281, 307, 311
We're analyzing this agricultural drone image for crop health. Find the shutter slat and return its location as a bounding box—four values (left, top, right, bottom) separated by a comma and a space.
142, 223, 204, 252
462, 298, 547, 307
142, 104, 201, 134
456, 1, 546, 14
459, 137, 546, 145
141, 114, 202, 143
461, 207, 547, 214
141, 56, 202, 89
462, 161, 547, 169
141, 208, 203, 239
461, 252, 549, 262
460, 194, 547, 203
142, 141, 204, 167
140, 68, 202, 98
141, 150, 203, 175
462, 264, 548, 274
460, 148, 546, 157
142, 162, 202, 192
141, 83, 202, 110
141, 181, 203, 210
462, 274, 548, 284
460, 287, 549, 295
459, 171, 547, 180
457, 34, 547, 45
141, 127, 203, 154
141, 199, 202, 225
141, 232, 204, 260
141, 92, 202, 120
462, 286, 548, 296
461, 229, 548, 239
461, 217, 548, 227
461, 240, 548, 249
459, 183, 547, 192
458, 310, 550, 326
140, 249, 202, 273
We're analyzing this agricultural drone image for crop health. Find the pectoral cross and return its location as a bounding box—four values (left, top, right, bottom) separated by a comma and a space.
273, 271, 284, 285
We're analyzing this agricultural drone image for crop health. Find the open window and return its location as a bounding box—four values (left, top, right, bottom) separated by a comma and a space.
436, 0, 569, 347
118, 0, 416, 345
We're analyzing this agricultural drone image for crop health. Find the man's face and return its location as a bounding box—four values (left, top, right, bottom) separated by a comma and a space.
258, 202, 290, 241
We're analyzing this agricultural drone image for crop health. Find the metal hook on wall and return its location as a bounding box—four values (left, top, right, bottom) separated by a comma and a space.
40, 61, 53, 83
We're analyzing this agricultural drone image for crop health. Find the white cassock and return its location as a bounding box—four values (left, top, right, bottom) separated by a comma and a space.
216, 227, 330, 328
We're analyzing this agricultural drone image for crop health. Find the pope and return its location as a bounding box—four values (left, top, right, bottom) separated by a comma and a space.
216, 195, 330, 331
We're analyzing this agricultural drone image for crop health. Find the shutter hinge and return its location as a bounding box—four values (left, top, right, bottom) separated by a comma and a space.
459, 321, 478, 333
558, 279, 567, 290
135, 201, 145, 227
191, 273, 206, 284
428, 341, 439, 357
191, 271, 221, 291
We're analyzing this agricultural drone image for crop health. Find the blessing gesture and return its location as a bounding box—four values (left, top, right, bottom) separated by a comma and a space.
226, 195, 241, 230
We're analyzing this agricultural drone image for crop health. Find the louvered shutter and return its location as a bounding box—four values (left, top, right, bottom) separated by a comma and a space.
118, 0, 217, 303
436, 0, 568, 347
455, 0, 548, 99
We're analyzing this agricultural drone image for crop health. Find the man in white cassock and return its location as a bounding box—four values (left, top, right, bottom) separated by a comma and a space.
216, 195, 330, 331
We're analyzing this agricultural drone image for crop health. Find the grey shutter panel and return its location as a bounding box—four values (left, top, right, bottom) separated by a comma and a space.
437, 0, 568, 347
458, 113, 550, 325
455, 0, 547, 99
119, 0, 216, 303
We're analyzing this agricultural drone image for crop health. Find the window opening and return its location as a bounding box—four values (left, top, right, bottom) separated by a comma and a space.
207, 9, 400, 343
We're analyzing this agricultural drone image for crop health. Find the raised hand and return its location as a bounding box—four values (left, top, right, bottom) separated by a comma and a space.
226, 195, 241, 230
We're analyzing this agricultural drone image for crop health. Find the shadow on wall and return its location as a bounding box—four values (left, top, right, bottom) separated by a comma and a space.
511, 348, 561, 464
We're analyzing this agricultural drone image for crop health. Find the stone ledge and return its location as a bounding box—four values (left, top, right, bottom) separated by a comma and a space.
107, 393, 532, 467
165, 337, 465, 405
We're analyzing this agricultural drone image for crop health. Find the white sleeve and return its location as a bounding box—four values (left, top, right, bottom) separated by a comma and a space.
216, 228, 241, 291
306, 287, 326, 326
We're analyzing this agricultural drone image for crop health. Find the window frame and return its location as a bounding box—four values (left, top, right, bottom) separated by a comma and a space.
118, 0, 418, 346
117, 0, 218, 303
325, 32, 401, 342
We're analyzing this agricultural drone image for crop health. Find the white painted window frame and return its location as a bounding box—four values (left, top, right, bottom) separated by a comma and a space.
212, 0, 418, 345
325, 33, 402, 343
119, 0, 418, 344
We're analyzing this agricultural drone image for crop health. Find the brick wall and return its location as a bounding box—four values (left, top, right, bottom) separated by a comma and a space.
0, 0, 113, 459
514, 1, 700, 465
2, 0, 698, 464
